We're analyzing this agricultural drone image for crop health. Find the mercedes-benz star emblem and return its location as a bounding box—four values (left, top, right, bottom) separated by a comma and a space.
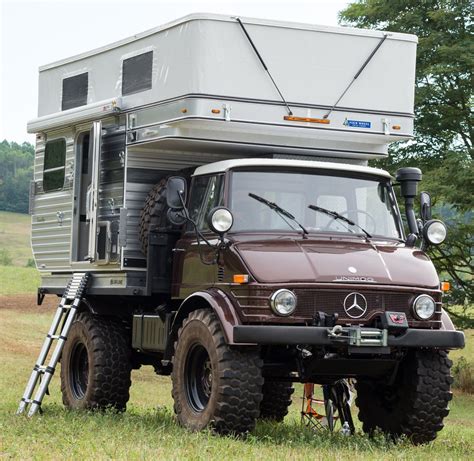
343, 292, 368, 319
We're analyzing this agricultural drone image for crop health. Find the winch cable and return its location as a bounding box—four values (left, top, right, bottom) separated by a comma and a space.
323, 33, 388, 119
235, 17, 293, 116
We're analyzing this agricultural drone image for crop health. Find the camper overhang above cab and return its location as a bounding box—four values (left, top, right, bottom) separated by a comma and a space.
29, 13, 417, 160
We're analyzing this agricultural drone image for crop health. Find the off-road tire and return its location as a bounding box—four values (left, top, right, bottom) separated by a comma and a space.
171, 309, 264, 434
139, 178, 169, 255
259, 379, 294, 422
60, 312, 132, 411
356, 349, 453, 444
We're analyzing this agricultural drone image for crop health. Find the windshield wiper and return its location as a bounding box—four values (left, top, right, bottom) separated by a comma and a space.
308, 204, 372, 239
249, 193, 308, 237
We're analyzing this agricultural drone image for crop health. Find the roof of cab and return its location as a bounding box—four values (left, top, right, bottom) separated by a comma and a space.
193, 158, 392, 178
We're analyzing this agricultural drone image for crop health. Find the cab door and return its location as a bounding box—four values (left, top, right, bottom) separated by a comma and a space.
172, 174, 224, 298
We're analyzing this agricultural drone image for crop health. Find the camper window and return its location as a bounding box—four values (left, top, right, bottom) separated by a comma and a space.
62, 73, 88, 110
122, 51, 153, 95
43, 139, 66, 192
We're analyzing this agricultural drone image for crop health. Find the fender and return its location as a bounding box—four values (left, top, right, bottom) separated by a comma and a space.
440, 308, 456, 331
163, 288, 253, 360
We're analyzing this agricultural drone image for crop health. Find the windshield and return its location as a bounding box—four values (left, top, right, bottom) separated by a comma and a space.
229, 170, 402, 239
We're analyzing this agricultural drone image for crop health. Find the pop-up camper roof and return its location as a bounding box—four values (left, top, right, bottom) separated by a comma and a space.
29, 13, 418, 159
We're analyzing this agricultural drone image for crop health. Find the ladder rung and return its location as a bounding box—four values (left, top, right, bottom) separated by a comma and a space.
46, 334, 66, 340
33, 365, 56, 375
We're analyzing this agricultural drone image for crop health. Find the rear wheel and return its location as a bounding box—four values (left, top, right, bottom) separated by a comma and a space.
172, 309, 263, 434
356, 349, 453, 444
60, 312, 132, 411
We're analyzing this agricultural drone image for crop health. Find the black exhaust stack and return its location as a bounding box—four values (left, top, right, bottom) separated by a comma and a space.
395, 167, 422, 236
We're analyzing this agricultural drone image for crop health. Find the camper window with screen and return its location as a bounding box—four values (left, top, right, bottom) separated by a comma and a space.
122, 51, 153, 95
62, 73, 88, 110
43, 139, 66, 192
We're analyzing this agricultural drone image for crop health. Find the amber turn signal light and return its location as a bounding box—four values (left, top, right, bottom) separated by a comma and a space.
233, 274, 249, 284
441, 281, 450, 292
284, 115, 330, 124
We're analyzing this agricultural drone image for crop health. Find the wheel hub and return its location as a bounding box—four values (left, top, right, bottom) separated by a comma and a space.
185, 344, 213, 412
70, 342, 89, 400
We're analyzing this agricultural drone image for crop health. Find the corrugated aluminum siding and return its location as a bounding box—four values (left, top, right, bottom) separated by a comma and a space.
122, 148, 239, 268
31, 132, 74, 271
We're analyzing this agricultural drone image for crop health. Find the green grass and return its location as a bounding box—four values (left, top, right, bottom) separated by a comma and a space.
0, 211, 39, 295
0, 211, 32, 267
0, 307, 473, 460
0, 266, 40, 295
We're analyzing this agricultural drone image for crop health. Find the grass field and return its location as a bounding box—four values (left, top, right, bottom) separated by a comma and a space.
0, 211, 33, 267
0, 211, 472, 458
0, 300, 473, 460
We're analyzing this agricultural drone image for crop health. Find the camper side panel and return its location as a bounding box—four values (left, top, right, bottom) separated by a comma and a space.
31, 131, 74, 271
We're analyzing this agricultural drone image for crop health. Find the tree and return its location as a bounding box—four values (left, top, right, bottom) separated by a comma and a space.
339, 1, 473, 305
0, 140, 35, 213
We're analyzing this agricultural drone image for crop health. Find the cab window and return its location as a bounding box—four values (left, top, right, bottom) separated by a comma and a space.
187, 175, 224, 232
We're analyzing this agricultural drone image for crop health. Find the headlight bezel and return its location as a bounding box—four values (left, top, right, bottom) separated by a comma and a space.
412, 294, 436, 320
269, 289, 297, 317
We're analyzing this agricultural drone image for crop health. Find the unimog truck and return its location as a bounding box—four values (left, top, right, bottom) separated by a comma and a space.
19, 14, 464, 444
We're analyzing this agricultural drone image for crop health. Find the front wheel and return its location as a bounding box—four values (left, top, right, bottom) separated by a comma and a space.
356, 349, 453, 444
171, 309, 263, 434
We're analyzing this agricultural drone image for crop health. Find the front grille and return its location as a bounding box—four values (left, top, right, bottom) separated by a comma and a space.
294, 289, 415, 321
231, 286, 442, 327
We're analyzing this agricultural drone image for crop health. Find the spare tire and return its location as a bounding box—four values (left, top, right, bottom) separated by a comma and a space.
139, 178, 173, 255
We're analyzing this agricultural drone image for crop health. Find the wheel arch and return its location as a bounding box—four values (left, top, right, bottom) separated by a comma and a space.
164, 289, 245, 360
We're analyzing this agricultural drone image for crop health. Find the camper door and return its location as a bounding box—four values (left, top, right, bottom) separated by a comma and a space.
73, 121, 106, 264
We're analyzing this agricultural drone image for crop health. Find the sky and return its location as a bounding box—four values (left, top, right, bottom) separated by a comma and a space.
0, 0, 350, 143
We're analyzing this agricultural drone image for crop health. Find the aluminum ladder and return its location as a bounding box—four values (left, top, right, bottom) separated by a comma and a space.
17, 272, 90, 416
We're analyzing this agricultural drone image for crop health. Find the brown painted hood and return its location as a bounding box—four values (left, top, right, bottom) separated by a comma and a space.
234, 238, 440, 288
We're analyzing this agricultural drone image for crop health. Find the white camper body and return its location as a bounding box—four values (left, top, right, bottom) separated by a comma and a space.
27, 14, 417, 292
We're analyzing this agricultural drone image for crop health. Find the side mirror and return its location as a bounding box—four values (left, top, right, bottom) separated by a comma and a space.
166, 176, 187, 209
420, 191, 432, 222
166, 208, 187, 226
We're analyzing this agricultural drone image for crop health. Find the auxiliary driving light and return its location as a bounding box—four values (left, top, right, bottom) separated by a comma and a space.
413, 294, 436, 320
208, 207, 233, 235
423, 220, 447, 245
270, 289, 297, 316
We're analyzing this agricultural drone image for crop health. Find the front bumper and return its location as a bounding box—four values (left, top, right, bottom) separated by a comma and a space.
233, 325, 465, 349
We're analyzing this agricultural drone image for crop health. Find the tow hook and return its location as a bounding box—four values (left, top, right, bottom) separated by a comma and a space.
328, 325, 343, 337
297, 345, 312, 358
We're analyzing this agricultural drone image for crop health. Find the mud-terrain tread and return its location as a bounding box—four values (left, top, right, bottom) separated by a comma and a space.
259, 379, 294, 422
172, 309, 264, 434
139, 178, 169, 255
356, 349, 453, 444
60, 312, 132, 411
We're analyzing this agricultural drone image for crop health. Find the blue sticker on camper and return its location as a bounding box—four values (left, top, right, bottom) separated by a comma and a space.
345, 119, 371, 128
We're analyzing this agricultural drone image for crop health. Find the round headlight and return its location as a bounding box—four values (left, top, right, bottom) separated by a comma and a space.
208, 207, 233, 234
413, 294, 436, 320
270, 289, 297, 316
423, 220, 447, 245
